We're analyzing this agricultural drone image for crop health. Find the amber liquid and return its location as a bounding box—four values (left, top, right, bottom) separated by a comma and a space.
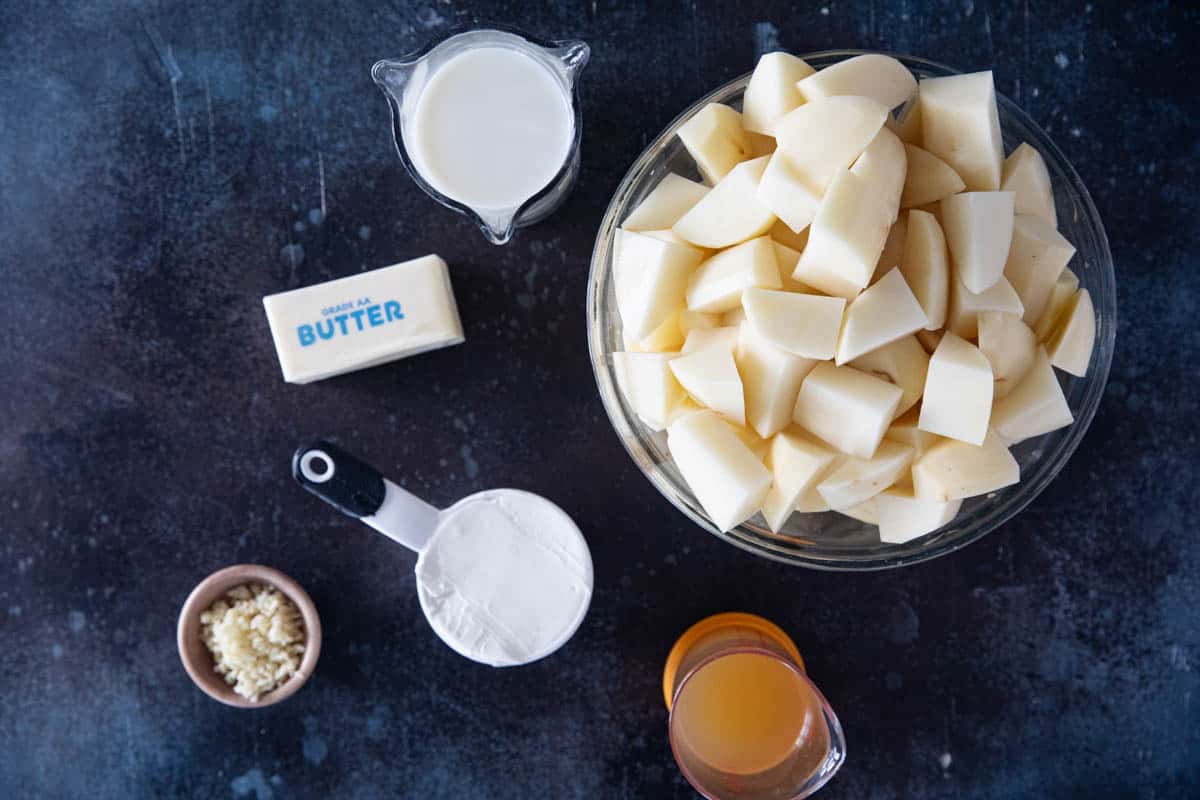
672, 652, 830, 777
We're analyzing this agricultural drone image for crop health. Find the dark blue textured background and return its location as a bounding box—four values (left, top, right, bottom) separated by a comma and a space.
1, 1, 1197, 797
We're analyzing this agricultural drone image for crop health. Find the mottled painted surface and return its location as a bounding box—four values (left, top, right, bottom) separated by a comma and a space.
1, 1, 1197, 798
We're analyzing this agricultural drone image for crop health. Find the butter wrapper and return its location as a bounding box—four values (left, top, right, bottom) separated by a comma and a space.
263, 255, 464, 384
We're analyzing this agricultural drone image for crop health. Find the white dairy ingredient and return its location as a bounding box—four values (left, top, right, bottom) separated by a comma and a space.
262, 255, 464, 384
408, 47, 573, 211
415, 489, 592, 667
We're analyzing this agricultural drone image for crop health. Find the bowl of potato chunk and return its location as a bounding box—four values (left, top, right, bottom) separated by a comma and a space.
587, 50, 1115, 569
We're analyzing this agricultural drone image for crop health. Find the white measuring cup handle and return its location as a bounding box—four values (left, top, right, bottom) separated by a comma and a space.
292, 440, 439, 552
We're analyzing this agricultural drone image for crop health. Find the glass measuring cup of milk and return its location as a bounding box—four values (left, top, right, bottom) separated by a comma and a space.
663, 613, 846, 799
372, 28, 589, 244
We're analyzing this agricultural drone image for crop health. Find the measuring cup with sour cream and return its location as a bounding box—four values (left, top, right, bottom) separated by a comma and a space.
292, 440, 593, 667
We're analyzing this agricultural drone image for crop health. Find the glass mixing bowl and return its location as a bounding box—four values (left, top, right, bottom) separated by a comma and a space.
587, 51, 1115, 570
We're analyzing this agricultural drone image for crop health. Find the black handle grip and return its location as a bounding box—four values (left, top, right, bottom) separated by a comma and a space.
292, 440, 387, 519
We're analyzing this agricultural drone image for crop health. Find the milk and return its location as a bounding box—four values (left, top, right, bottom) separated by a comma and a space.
408, 47, 574, 212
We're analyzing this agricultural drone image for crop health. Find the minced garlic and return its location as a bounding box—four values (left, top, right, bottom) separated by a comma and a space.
200, 583, 305, 701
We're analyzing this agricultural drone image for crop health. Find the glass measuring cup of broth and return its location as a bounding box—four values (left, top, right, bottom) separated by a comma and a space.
663, 613, 846, 799
372, 27, 589, 244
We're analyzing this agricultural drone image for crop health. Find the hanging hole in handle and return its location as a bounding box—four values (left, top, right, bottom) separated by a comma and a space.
300, 450, 335, 484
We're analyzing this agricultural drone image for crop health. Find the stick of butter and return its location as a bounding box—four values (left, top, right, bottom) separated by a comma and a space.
263, 255, 465, 384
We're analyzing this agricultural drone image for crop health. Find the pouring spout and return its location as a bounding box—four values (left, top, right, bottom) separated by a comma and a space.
475, 208, 519, 245
553, 40, 591, 79
370, 58, 416, 94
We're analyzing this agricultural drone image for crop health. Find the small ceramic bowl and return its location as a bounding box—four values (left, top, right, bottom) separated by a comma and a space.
177, 564, 322, 708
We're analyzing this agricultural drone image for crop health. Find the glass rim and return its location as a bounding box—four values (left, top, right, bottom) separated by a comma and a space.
586, 49, 1116, 571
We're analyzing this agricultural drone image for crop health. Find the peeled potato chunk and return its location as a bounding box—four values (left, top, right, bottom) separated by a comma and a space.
743, 287, 846, 360
622, 173, 710, 232
666, 396, 705, 426
919, 332, 993, 445
873, 213, 908, 282
686, 236, 782, 313
850, 127, 907, 217
760, 428, 838, 532
796, 54, 918, 110
722, 307, 747, 327
614, 230, 705, 340
893, 96, 922, 145
993, 347, 1073, 444
794, 363, 904, 459
613, 352, 685, 431
681, 309, 720, 332
850, 335, 930, 418
794, 168, 891, 299
915, 328, 944, 354
817, 439, 915, 511
836, 268, 928, 364
774, 95, 890, 194
677, 103, 748, 185
918, 71, 1004, 191
674, 157, 777, 249
912, 431, 1019, 502
946, 273, 1024, 340
736, 321, 817, 439
625, 311, 686, 353
681, 326, 738, 355
667, 410, 772, 532
1002, 143, 1057, 227
910, 200, 943, 224
940, 191, 1015, 294
901, 144, 966, 208
770, 219, 811, 253
640, 229, 708, 251
1034, 269, 1080, 342
770, 241, 813, 293
1059, 267, 1080, 293
745, 130, 777, 158
757, 151, 821, 234
669, 344, 746, 426
795, 486, 832, 512
885, 407, 943, 457
838, 497, 880, 525
725, 419, 771, 461
1046, 288, 1096, 377
900, 209, 950, 330
977, 311, 1037, 399
743, 52, 816, 135
876, 488, 962, 544
1004, 214, 1076, 326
